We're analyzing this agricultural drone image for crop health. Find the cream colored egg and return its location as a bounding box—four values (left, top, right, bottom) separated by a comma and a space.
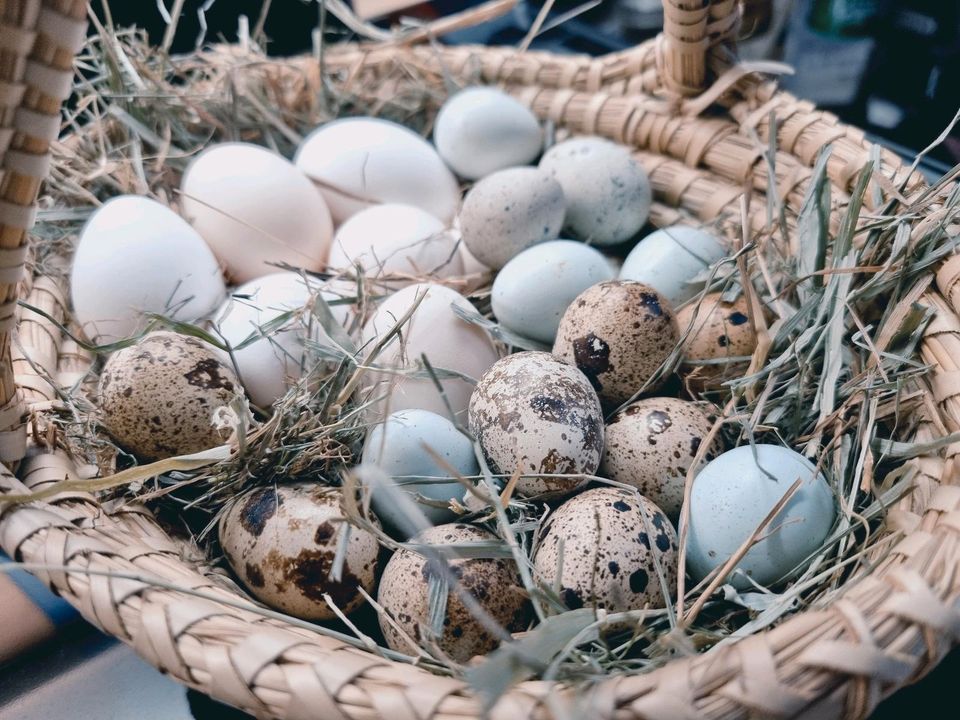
180, 143, 334, 283
71, 196, 226, 345
361, 283, 500, 422
553, 281, 680, 407
534, 487, 678, 611
328, 203, 463, 286
295, 118, 460, 224
98, 331, 243, 461
677, 293, 757, 391
219, 484, 380, 620
459, 167, 565, 270
602, 398, 720, 520
468, 352, 603, 497
377, 523, 530, 662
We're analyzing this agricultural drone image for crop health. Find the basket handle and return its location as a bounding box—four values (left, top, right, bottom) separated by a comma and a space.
660, 0, 742, 96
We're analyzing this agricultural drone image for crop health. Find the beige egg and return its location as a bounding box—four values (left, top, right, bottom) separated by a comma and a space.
377, 523, 530, 662
677, 293, 757, 390
602, 398, 719, 520
553, 281, 680, 407
361, 283, 500, 423
459, 167, 565, 270
468, 351, 603, 497
219, 484, 380, 620
98, 331, 243, 461
533, 487, 678, 612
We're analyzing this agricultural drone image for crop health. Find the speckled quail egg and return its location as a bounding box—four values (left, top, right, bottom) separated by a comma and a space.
468, 351, 603, 497
363, 409, 479, 535
685, 445, 836, 589
459, 167, 565, 270
98, 331, 244, 461
534, 487, 678, 612
539, 137, 651, 246
377, 523, 530, 662
219, 484, 380, 620
677, 293, 757, 390
553, 281, 680, 407
602, 398, 719, 520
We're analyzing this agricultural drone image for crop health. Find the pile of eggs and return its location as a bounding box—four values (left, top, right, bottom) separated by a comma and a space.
75, 86, 837, 662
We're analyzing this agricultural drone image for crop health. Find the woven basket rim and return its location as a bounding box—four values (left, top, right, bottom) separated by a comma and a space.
3, 2, 960, 719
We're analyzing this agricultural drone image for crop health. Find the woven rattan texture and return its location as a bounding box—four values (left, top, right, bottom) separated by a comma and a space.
1, 1, 959, 718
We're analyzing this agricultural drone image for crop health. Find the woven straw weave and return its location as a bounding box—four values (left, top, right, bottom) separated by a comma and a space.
1, 2, 959, 718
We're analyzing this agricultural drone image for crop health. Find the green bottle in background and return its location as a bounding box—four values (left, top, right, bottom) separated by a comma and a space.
810, 0, 886, 36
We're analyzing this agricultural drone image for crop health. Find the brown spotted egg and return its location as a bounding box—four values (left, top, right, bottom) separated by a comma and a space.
98, 331, 243, 461
602, 398, 720, 520
677, 293, 757, 390
468, 351, 603, 497
219, 484, 380, 620
553, 281, 680, 407
533, 487, 678, 612
377, 524, 531, 662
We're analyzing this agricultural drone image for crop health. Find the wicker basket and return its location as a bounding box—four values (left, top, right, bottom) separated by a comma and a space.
2, 1, 959, 718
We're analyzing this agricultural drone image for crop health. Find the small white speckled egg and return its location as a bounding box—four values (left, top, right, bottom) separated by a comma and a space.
539, 137, 651, 246
219, 484, 380, 620
434, 87, 543, 180
685, 445, 836, 589
295, 117, 460, 223
363, 409, 479, 535
553, 281, 680, 407
327, 203, 462, 286
361, 283, 500, 422
602, 398, 719, 520
534, 487, 678, 612
377, 523, 531, 662
492, 240, 615, 344
459, 167, 565, 270
619, 226, 729, 307
677, 293, 757, 391
468, 352, 603, 497
180, 142, 334, 283
98, 332, 243, 461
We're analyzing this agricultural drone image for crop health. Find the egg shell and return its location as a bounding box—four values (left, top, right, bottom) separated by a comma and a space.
459, 167, 565, 270
619, 226, 729, 307
214, 272, 353, 408
553, 281, 680, 407
363, 409, 479, 534
492, 240, 615, 344
434, 87, 543, 180
295, 118, 460, 224
219, 484, 380, 620
377, 523, 530, 662
70, 196, 226, 345
328, 203, 462, 285
534, 487, 678, 612
180, 143, 334, 283
539, 137, 651, 246
468, 351, 603, 497
361, 283, 500, 422
98, 331, 242, 461
678, 293, 757, 392
684, 444, 836, 589
602, 398, 719, 520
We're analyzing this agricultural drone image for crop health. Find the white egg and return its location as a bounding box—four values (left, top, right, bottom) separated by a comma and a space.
540, 137, 652, 246
685, 444, 836, 589
295, 118, 460, 224
328, 203, 463, 286
362, 409, 478, 535
180, 143, 334, 283
619, 226, 729, 307
492, 240, 615, 343
434, 87, 543, 180
459, 167, 565, 270
361, 283, 499, 422
71, 196, 226, 345
215, 272, 352, 407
